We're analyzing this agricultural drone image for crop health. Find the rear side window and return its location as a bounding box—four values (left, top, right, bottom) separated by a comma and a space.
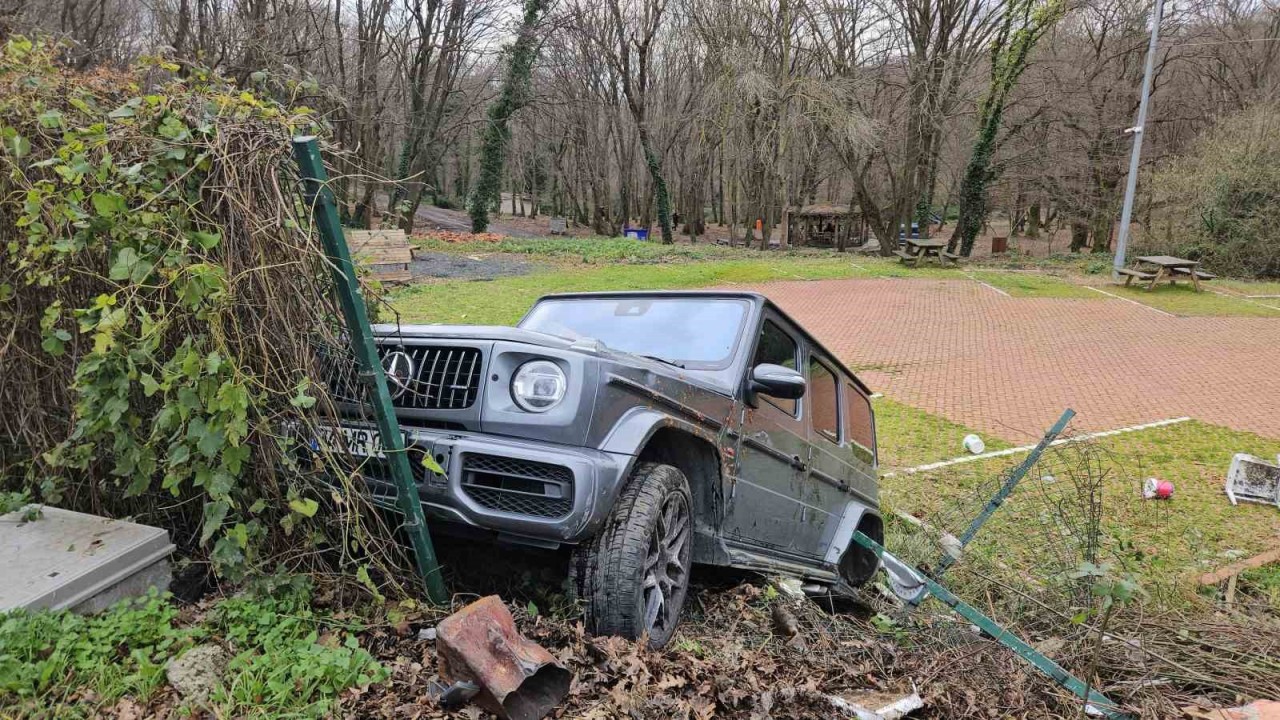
808, 358, 840, 443
844, 382, 875, 464
752, 320, 798, 415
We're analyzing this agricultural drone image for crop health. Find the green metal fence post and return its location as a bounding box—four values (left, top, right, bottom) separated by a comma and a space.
292, 136, 448, 604
930, 408, 1076, 581
853, 531, 1130, 720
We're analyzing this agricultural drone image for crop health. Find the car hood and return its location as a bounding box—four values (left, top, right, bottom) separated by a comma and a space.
371, 323, 731, 392
371, 324, 575, 349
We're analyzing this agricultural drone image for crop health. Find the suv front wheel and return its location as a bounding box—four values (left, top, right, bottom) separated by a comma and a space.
571, 462, 693, 648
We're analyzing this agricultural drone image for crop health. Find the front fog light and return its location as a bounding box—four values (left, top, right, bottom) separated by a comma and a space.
511, 360, 567, 412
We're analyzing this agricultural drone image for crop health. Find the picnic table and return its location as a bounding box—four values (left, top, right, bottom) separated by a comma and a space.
894, 238, 958, 266
1117, 255, 1216, 292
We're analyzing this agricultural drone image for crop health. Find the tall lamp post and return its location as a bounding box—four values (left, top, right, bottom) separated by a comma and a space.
1112, 0, 1166, 277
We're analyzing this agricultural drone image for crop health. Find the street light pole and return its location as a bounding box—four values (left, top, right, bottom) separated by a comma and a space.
1112, 0, 1165, 277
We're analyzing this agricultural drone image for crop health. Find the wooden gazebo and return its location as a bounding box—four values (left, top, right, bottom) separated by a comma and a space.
784, 203, 864, 250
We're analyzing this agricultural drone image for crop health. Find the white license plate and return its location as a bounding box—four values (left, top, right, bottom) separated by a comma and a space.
314, 425, 387, 459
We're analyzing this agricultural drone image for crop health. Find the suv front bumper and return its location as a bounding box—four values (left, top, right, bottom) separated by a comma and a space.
344, 423, 632, 545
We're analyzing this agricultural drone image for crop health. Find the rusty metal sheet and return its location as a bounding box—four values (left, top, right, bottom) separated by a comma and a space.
436, 595, 571, 720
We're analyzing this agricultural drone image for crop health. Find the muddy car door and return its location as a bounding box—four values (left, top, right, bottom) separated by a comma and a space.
803, 352, 877, 561
723, 314, 824, 561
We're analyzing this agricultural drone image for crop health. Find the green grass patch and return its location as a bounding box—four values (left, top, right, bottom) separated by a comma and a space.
1098, 282, 1280, 316
413, 235, 773, 264
872, 397, 1012, 469
882, 418, 1280, 602
391, 258, 866, 324
1216, 278, 1280, 297
969, 271, 1099, 298
0, 577, 385, 718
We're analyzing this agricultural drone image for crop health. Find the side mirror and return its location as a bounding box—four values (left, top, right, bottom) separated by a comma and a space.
750, 363, 806, 400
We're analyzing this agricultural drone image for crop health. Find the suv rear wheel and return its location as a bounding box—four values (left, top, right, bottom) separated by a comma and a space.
571, 462, 692, 648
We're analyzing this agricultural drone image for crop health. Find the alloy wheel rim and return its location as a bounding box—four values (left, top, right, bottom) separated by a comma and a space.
641, 491, 691, 637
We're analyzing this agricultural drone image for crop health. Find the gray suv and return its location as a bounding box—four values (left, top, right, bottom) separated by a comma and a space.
326, 291, 882, 647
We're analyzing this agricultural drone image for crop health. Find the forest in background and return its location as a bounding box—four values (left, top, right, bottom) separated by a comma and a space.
4, 0, 1278, 270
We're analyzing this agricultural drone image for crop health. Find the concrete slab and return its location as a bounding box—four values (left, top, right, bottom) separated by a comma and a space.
0, 506, 175, 613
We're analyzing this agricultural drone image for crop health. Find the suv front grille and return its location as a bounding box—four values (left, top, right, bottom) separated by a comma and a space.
396, 345, 482, 410
320, 343, 483, 411
460, 454, 574, 519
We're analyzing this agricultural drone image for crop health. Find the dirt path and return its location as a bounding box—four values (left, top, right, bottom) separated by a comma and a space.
412, 204, 542, 238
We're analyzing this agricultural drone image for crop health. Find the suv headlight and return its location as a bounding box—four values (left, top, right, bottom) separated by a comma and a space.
510, 360, 567, 412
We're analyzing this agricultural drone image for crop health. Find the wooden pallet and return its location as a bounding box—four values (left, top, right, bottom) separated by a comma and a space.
347, 229, 413, 283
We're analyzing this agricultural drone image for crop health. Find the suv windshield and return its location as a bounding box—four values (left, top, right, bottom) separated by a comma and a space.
520, 297, 751, 370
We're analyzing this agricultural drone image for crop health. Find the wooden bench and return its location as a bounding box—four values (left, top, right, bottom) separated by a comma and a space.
1116, 267, 1156, 286
1171, 267, 1216, 280
941, 250, 961, 264
893, 249, 918, 264
347, 229, 412, 283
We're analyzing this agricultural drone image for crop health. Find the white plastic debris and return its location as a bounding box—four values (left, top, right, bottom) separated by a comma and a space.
962, 434, 985, 455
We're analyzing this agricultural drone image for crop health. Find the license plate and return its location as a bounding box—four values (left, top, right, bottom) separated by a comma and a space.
313, 425, 387, 459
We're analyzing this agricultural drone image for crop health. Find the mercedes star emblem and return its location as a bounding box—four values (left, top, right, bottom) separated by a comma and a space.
381, 350, 414, 398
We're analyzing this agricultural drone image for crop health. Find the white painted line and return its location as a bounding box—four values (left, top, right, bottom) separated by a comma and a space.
850, 263, 868, 271
1083, 285, 1177, 317
888, 417, 1192, 475
869, 392, 884, 399
966, 272, 1011, 297
1245, 294, 1280, 299
1210, 289, 1280, 312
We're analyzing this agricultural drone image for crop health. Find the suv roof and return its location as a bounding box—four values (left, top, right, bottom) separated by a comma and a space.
529, 290, 872, 395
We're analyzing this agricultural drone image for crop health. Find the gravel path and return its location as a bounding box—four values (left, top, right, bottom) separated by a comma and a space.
409, 250, 534, 281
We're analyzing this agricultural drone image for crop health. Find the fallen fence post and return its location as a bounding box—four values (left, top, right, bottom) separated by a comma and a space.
853, 531, 1130, 720
929, 408, 1076, 581
292, 136, 448, 604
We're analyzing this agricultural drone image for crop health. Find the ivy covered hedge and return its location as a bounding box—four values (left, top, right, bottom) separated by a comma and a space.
0, 38, 401, 582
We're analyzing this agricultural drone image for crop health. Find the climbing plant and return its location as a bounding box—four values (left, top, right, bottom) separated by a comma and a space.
467, 0, 547, 233
0, 37, 407, 584
948, 0, 1064, 256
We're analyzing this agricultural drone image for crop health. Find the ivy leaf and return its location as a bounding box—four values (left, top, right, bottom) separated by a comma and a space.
421, 454, 445, 475
37, 109, 63, 128
290, 377, 317, 408
2, 129, 30, 160
91, 192, 126, 217
139, 373, 161, 397
190, 230, 220, 250
289, 497, 319, 518
108, 247, 144, 281
526, 601, 539, 618
201, 499, 230, 544
107, 101, 138, 118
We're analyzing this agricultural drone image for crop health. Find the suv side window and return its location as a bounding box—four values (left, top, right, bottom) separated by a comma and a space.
752, 319, 798, 415
808, 358, 840, 443
844, 382, 876, 464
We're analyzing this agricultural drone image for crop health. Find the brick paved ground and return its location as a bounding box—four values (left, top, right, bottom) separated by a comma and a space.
744, 278, 1280, 442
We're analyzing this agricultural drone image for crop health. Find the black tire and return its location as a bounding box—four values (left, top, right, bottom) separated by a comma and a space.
570, 462, 693, 648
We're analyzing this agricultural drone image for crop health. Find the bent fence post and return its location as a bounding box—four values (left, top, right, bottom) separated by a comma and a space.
853, 531, 1130, 720
292, 135, 448, 604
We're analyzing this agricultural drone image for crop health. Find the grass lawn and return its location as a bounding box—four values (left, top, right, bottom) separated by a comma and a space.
969, 270, 1100, 298
1090, 282, 1280, 316
881, 416, 1280, 602
1216, 278, 1280, 297
390, 258, 867, 324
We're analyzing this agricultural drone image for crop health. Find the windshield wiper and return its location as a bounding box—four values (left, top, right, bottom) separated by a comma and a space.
638, 354, 686, 369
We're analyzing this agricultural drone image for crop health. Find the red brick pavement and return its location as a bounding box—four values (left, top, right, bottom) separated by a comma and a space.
742, 278, 1280, 442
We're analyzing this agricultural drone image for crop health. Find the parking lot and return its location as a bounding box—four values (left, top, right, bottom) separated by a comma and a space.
750, 277, 1280, 442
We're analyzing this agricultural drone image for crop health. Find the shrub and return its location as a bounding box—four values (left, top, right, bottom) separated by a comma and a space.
0, 38, 405, 583
1139, 103, 1280, 278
